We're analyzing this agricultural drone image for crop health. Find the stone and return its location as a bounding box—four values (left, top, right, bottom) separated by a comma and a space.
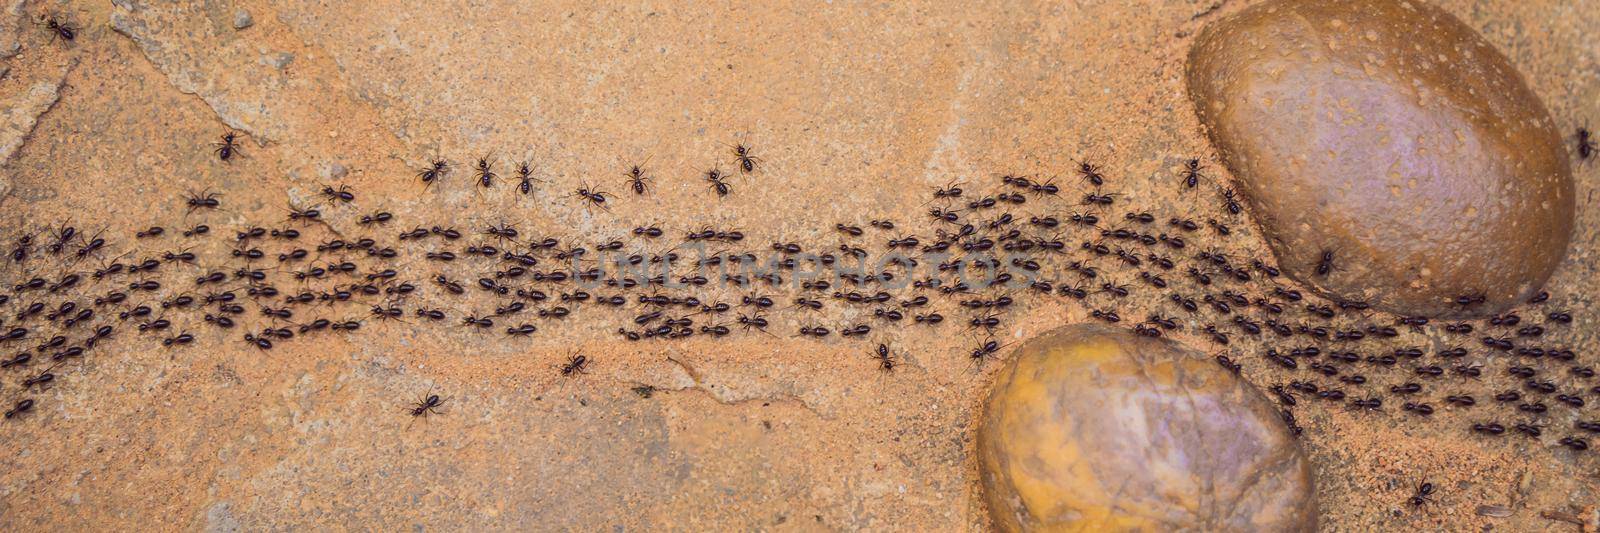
1186, 0, 1574, 318
320, 162, 348, 180
232, 9, 253, 30
0, 0, 23, 59
0, 77, 67, 198
265, 52, 294, 70
977, 324, 1316, 532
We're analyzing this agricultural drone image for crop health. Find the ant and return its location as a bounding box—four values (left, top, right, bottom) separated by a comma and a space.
1180, 158, 1204, 188
41, 14, 75, 42
731, 143, 759, 173
74, 231, 106, 261
286, 203, 321, 223
515, 160, 541, 195
1579, 126, 1595, 161
1075, 159, 1104, 186
1029, 179, 1059, 196
321, 185, 355, 203
705, 168, 731, 197
737, 314, 769, 332
933, 179, 964, 199
575, 184, 609, 209
1455, 292, 1487, 308
359, 211, 392, 225
1206, 219, 1231, 236
163, 332, 196, 347
1220, 188, 1242, 214
1315, 249, 1335, 277
797, 326, 830, 337
474, 155, 496, 188
408, 393, 447, 418
213, 131, 242, 161
1407, 481, 1435, 508
418, 158, 448, 188
39, 224, 72, 255
185, 189, 222, 212
242, 332, 273, 350
1082, 192, 1115, 206
624, 163, 651, 195
969, 340, 1002, 363
871, 343, 897, 372
560, 353, 590, 376
484, 222, 519, 243
4, 399, 34, 419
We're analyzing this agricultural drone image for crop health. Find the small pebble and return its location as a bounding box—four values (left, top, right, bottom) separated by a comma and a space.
232, 9, 253, 30
265, 52, 294, 70
320, 162, 348, 180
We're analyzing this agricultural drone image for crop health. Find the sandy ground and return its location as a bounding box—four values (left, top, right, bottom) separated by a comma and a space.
0, 0, 1596, 530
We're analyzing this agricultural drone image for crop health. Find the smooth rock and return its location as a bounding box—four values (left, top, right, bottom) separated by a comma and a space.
1186, 0, 1574, 318
233, 9, 253, 30
977, 324, 1315, 532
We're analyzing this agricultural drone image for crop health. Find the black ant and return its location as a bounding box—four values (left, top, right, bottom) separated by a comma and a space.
1076, 159, 1104, 186
933, 179, 964, 199
871, 343, 897, 372
321, 185, 355, 203
214, 131, 241, 161
74, 232, 106, 261
4, 399, 34, 419
705, 168, 731, 197
1315, 249, 1335, 277
408, 393, 446, 418
474, 155, 496, 188
286, 203, 321, 223
1220, 188, 1242, 214
185, 189, 221, 212
1029, 178, 1059, 196
1578, 126, 1595, 161
1455, 292, 1487, 308
1407, 481, 1435, 508
1206, 219, 1231, 236
575, 184, 609, 209
1068, 213, 1099, 226
162, 332, 196, 347
969, 340, 1002, 363
359, 211, 392, 225
484, 222, 519, 243
797, 326, 830, 337
560, 353, 590, 376
1180, 158, 1204, 188
418, 158, 448, 188
515, 160, 541, 194
737, 314, 769, 332
624, 163, 651, 195
732, 143, 759, 173
41, 14, 75, 42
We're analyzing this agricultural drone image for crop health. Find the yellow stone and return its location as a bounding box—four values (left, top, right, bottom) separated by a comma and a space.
977, 324, 1316, 531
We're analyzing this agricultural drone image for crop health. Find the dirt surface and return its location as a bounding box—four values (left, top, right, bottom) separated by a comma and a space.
0, 0, 1596, 530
